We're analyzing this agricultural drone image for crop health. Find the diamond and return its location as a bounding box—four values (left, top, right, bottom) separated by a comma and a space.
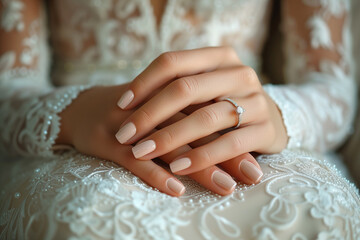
236, 106, 244, 114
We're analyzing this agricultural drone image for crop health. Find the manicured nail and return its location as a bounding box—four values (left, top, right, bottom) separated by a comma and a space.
240, 160, 263, 183
116, 122, 136, 144
117, 90, 134, 109
166, 178, 185, 195
212, 171, 236, 191
170, 158, 191, 173
132, 140, 156, 158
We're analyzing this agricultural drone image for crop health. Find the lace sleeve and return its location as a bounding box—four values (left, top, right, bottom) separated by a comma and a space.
263, 0, 356, 152
0, 0, 87, 158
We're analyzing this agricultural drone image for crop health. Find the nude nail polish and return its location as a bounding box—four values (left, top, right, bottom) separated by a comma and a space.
117, 90, 134, 109
239, 160, 263, 183
212, 171, 236, 191
116, 122, 136, 144
167, 178, 185, 195
132, 140, 156, 158
170, 158, 192, 173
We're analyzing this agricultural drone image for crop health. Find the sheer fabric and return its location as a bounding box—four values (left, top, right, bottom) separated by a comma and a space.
0, 0, 359, 239
340, 0, 360, 186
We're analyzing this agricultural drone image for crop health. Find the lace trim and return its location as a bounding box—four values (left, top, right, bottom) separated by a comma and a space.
0, 84, 91, 158
263, 84, 302, 149
38, 85, 91, 157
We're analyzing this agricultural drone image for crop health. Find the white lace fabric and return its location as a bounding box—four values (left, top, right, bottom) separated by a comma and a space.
0, 1, 88, 158
264, 0, 357, 152
0, 0, 359, 239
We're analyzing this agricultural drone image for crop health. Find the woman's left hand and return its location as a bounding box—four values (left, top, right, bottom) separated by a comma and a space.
115, 47, 288, 175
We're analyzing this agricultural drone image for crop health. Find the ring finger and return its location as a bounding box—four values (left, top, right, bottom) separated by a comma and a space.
131, 95, 261, 160
158, 112, 261, 192
168, 123, 269, 177
186, 129, 263, 185
115, 66, 261, 145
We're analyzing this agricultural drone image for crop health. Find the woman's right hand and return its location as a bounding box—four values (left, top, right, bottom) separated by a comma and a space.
56, 84, 260, 196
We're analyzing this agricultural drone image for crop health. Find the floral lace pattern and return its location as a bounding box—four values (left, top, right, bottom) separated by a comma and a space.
1, 150, 359, 239
0, 0, 89, 157
0, 0, 359, 239
264, 0, 356, 152
49, 0, 271, 86
0, 0, 24, 32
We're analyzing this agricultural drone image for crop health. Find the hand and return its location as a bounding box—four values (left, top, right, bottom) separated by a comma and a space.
115, 47, 288, 180
56, 84, 258, 196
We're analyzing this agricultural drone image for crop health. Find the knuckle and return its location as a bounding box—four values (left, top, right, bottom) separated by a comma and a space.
223, 46, 238, 61
131, 76, 146, 93
242, 66, 259, 88
157, 51, 178, 68
229, 134, 244, 153
173, 76, 198, 97
196, 148, 213, 166
253, 93, 268, 114
266, 122, 276, 141
147, 167, 162, 183
137, 108, 153, 124
259, 122, 276, 149
234, 66, 245, 84
157, 129, 175, 149
196, 107, 221, 128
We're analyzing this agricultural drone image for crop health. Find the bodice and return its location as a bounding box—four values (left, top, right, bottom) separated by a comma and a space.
47, 0, 271, 86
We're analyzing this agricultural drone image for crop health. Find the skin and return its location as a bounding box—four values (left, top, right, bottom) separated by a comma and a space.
56, 82, 262, 197
117, 47, 288, 175
2, 0, 345, 197
55, 1, 347, 197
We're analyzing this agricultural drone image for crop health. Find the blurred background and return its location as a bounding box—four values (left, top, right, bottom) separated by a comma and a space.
262, 0, 360, 186
341, 0, 360, 187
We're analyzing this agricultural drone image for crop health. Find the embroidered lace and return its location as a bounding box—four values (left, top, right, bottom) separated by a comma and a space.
0, 0, 359, 239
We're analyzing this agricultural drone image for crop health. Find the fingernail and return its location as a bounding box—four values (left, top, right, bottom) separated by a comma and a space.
116, 122, 136, 144
132, 140, 156, 158
166, 178, 185, 195
240, 160, 263, 183
170, 158, 191, 173
117, 90, 134, 109
212, 171, 236, 191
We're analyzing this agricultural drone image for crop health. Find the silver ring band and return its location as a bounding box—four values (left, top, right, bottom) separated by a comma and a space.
222, 98, 245, 128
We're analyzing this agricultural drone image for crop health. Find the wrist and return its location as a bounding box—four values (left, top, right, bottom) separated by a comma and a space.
56, 102, 75, 146
54, 86, 92, 146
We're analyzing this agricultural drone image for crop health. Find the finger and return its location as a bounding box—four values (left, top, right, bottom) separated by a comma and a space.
161, 144, 236, 196
181, 101, 214, 116
107, 110, 237, 196
219, 153, 263, 185
131, 97, 257, 160
169, 124, 268, 178
157, 112, 238, 195
154, 110, 261, 187
187, 134, 263, 185
157, 110, 221, 148
158, 111, 263, 184
101, 137, 185, 197
164, 134, 262, 187
182, 123, 264, 185
117, 46, 241, 110
116, 66, 260, 145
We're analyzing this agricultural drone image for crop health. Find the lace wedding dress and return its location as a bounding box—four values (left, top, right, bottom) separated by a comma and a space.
1, 0, 359, 239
